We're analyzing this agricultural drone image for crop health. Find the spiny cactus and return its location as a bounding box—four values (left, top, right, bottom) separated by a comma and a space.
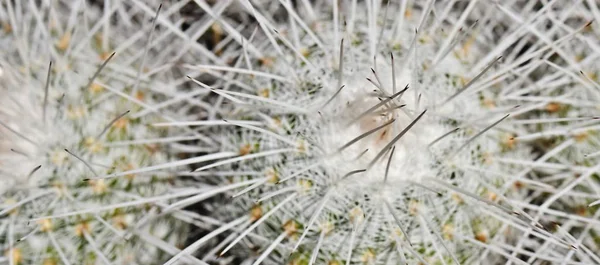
157, 1, 599, 264
486, 1, 600, 262
0, 1, 206, 264
2, 1, 600, 265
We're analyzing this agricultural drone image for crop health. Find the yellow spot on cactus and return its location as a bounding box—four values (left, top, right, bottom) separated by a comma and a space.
266, 168, 279, 183
89, 179, 108, 194
328, 261, 342, 265
464, 127, 475, 136
320, 221, 334, 235
67, 105, 86, 119
462, 36, 476, 56
259, 57, 274, 68
418, 35, 431, 44
112, 214, 128, 230
5, 199, 18, 215
443, 223, 454, 240
282, 220, 299, 237
482, 152, 493, 165
297, 140, 307, 153
122, 163, 136, 180
487, 191, 498, 202
409, 200, 419, 216
38, 218, 53, 232
361, 248, 376, 264
483, 98, 496, 109
51, 150, 68, 166
250, 205, 263, 222
2, 22, 11, 33
475, 230, 488, 243
112, 117, 129, 130
545, 102, 562, 113
405, 8, 412, 18
349, 206, 364, 225
268, 116, 283, 131
99, 51, 112, 61
5, 248, 22, 264
94, 33, 103, 47
300, 47, 310, 57
239, 144, 252, 156
43, 258, 58, 265
459, 76, 470, 86
586, 72, 598, 82
90, 82, 104, 94
84, 137, 104, 153
75, 221, 91, 237
391, 227, 407, 241
258, 88, 270, 98
575, 205, 588, 216
451, 193, 464, 205
51, 63, 71, 74
501, 133, 517, 150
574, 132, 589, 142
135, 91, 145, 101
513, 181, 523, 190
144, 143, 160, 154
298, 179, 312, 194
211, 23, 223, 40
56, 32, 71, 51
288, 256, 307, 265
53, 182, 66, 197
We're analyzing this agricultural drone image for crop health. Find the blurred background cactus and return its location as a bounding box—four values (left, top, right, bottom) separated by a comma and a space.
0, 1, 206, 264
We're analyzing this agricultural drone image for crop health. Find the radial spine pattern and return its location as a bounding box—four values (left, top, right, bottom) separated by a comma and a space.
167, 1, 599, 265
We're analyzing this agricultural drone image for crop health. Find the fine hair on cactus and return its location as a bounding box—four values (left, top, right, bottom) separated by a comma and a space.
156, 1, 600, 265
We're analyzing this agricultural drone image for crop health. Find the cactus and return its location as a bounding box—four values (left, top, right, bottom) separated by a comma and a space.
0, 1, 198, 264
161, 1, 600, 264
